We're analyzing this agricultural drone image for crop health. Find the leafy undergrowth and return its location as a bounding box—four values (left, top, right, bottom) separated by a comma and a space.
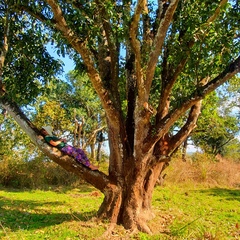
0, 183, 239, 240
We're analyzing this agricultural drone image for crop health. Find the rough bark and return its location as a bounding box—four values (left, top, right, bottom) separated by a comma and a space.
98, 158, 166, 233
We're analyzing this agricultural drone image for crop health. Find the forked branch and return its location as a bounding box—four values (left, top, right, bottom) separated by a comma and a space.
169, 100, 202, 154
146, 56, 240, 150
45, 0, 121, 129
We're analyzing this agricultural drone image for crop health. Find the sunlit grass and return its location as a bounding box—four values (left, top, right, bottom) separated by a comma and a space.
0, 186, 105, 239
152, 183, 240, 239
0, 184, 239, 239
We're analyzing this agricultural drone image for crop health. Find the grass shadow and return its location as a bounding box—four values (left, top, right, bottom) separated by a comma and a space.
0, 195, 98, 232
196, 188, 240, 201
0, 184, 95, 194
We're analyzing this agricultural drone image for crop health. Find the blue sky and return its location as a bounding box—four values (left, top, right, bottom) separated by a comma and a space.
46, 44, 75, 79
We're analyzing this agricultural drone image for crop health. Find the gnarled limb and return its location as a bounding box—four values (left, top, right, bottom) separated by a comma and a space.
144, 55, 240, 152
169, 100, 202, 154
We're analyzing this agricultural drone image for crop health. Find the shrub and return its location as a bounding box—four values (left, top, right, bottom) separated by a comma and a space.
164, 152, 240, 188
0, 157, 82, 189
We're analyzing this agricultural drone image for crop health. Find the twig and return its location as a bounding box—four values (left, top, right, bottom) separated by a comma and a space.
177, 216, 202, 233
0, 221, 10, 239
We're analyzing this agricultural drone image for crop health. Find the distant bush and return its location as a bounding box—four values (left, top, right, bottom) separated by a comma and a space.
0, 152, 109, 189
0, 157, 83, 189
163, 152, 240, 188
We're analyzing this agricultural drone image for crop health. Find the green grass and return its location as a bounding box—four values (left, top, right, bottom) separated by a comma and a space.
0, 184, 239, 239
151, 184, 240, 239
0, 186, 105, 239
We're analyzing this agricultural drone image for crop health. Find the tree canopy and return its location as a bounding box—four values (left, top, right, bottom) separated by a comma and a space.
0, 0, 240, 233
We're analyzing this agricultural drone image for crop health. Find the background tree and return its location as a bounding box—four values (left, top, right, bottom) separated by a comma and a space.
65, 71, 106, 157
191, 92, 239, 155
223, 138, 240, 161
187, 76, 240, 158
218, 76, 240, 117
32, 74, 106, 158
0, 0, 240, 233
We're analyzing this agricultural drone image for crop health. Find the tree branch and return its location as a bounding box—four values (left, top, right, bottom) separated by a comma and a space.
16, 4, 52, 23
156, 41, 193, 122
145, 0, 179, 95
169, 100, 202, 154
95, 0, 118, 67
201, 56, 240, 96
145, 56, 240, 151
156, 0, 228, 121
129, 0, 146, 99
0, 95, 110, 191
45, 0, 121, 130
95, 0, 121, 109
206, 0, 228, 24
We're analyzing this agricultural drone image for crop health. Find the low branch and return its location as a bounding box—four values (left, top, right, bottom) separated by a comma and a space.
169, 100, 202, 154
0, 96, 110, 192
38, 140, 110, 192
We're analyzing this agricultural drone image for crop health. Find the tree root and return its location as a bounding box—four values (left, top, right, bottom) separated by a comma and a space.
136, 219, 152, 235
100, 223, 117, 239
97, 219, 152, 239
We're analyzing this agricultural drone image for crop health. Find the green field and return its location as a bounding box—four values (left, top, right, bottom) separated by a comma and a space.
0, 184, 239, 239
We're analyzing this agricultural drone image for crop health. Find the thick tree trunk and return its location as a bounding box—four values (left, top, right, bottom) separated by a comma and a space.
97, 158, 166, 233
97, 183, 123, 224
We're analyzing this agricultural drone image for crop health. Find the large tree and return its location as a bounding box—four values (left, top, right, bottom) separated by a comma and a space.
0, 0, 240, 233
